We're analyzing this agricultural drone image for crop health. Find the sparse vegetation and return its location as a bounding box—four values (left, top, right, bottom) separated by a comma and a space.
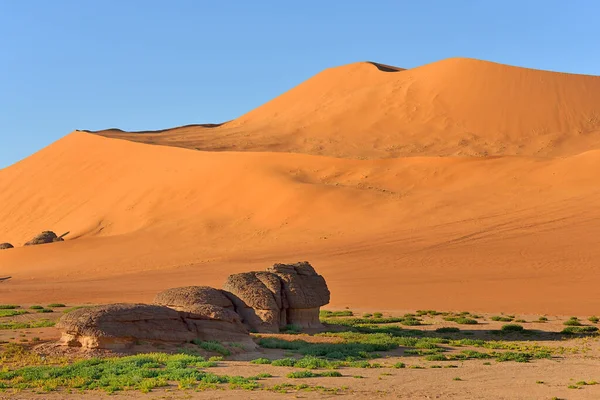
0, 310, 27, 318
192, 340, 231, 356
564, 317, 582, 326
491, 316, 513, 322
538, 316, 548, 322
47, 303, 66, 308
500, 324, 524, 333
373, 312, 383, 318
588, 316, 599, 324
287, 370, 342, 379
320, 310, 354, 318
0, 305, 19, 310
561, 326, 599, 334
0, 319, 55, 330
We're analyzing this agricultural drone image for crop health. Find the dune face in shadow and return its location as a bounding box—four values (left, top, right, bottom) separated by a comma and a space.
365, 61, 405, 72
1, 58, 600, 315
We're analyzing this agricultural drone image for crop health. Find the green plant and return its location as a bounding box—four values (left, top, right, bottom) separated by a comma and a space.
445, 317, 478, 325
281, 324, 302, 333
192, 340, 231, 356
250, 358, 272, 365
0, 320, 55, 330
538, 316, 548, 322
0, 310, 27, 317
564, 317, 582, 326
373, 312, 383, 318
29, 305, 44, 310
393, 362, 405, 369
500, 324, 524, 333
561, 326, 599, 334
491, 316, 513, 322
362, 313, 372, 318
286, 370, 342, 379
453, 377, 462, 381
47, 303, 66, 308
588, 316, 599, 323
0, 305, 19, 310
319, 310, 354, 318
37, 309, 54, 313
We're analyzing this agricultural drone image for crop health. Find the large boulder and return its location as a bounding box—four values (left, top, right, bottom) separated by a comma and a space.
0, 243, 14, 250
153, 286, 254, 347
153, 286, 234, 311
56, 304, 194, 350
267, 261, 330, 329
222, 271, 284, 333
24, 231, 68, 246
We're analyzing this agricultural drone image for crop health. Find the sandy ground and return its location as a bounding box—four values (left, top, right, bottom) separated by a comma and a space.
2, 309, 600, 399
1, 57, 600, 314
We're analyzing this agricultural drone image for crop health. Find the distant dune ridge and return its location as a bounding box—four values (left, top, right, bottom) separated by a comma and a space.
1, 57, 600, 314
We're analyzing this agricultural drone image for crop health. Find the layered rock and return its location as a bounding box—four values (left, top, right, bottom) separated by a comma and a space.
56, 304, 194, 349
268, 261, 330, 329
153, 286, 254, 347
222, 272, 284, 333
56, 303, 254, 350
24, 231, 68, 246
153, 286, 234, 312
0, 243, 14, 250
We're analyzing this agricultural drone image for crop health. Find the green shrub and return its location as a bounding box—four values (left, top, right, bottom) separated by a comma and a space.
47, 303, 66, 308
319, 310, 353, 318
564, 318, 582, 326
362, 313, 372, 318
29, 305, 44, 310
588, 316, 599, 324
373, 313, 383, 318
250, 358, 271, 364
37, 309, 53, 313
393, 362, 405, 368
538, 316, 548, 322
491, 316, 513, 322
192, 340, 231, 356
501, 324, 524, 333
271, 358, 297, 367
0, 305, 19, 310
561, 326, 599, 334
0, 310, 27, 317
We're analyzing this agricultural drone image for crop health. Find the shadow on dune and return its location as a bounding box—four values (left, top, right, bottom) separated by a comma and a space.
366, 61, 404, 72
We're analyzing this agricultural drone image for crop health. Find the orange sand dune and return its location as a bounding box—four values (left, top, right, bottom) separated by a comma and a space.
1, 130, 600, 314
2, 58, 600, 314
95, 58, 600, 158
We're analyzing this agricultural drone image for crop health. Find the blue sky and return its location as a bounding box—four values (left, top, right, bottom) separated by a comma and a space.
1, 1, 599, 168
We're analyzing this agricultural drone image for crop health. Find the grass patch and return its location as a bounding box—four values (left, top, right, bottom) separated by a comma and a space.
491, 316, 513, 322
0, 310, 28, 318
564, 317, 582, 326
373, 313, 383, 318
443, 317, 478, 325
47, 303, 66, 308
538, 316, 548, 322
250, 358, 272, 365
29, 305, 44, 310
319, 310, 353, 318
37, 309, 54, 314
0, 305, 19, 310
286, 370, 342, 379
281, 324, 302, 334
588, 316, 599, 324
0, 353, 264, 393
561, 326, 599, 334
192, 340, 231, 356
0, 320, 55, 330
500, 324, 524, 333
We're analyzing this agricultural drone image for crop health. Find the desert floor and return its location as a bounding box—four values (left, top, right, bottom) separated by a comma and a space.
2, 305, 600, 399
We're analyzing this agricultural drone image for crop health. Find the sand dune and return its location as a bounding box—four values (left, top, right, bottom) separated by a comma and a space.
95, 58, 600, 158
1, 58, 600, 314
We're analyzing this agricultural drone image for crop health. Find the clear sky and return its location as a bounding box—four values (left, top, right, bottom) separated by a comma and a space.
1, 1, 599, 168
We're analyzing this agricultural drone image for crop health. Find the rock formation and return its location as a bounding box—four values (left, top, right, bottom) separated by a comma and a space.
0, 243, 14, 250
57, 304, 194, 349
57, 303, 253, 350
55, 261, 329, 351
224, 261, 330, 331
268, 261, 330, 329
222, 272, 285, 333
24, 231, 69, 246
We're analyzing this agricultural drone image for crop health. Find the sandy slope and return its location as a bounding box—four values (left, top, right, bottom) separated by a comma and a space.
96, 58, 600, 158
1, 58, 600, 314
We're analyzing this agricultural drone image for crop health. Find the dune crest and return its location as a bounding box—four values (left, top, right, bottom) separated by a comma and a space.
94, 57, 600, 158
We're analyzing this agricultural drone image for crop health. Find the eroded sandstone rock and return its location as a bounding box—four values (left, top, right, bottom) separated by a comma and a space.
24, 231, 68, 246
